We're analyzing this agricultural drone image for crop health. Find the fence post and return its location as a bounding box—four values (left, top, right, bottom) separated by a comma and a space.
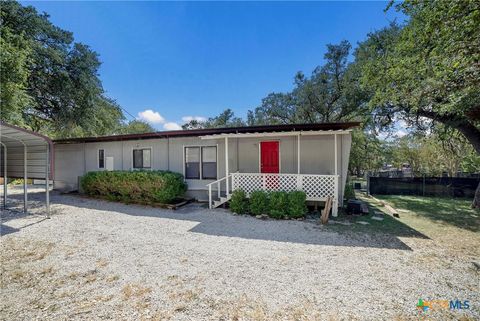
367, 173, 370, 196
422, 174, 425, 196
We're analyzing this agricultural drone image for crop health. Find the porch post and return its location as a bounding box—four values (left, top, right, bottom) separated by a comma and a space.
2, 143, 6, 209
208, 184, 212, 209
334, 134, 338, 176
333, 134, 338, 217
225, 136, 229, 195
45, 144, 50, 218
296, 134, 302, 189
24, 144, 27, 213
297, 134, 300, 174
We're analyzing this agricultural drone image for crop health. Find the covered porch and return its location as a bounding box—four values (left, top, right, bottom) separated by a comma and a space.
201, 129, 351, 216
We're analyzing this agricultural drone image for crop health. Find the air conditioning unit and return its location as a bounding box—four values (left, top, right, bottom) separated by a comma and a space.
106, 157, 114, 171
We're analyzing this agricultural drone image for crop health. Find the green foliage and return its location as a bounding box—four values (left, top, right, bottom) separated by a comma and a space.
378, 131, 480, 176
268, 191, 289, 219
0, 26, 32, 126
80, 170, 187, 204
182, 109, 245, 130
287, 191, 307, 218
247, 40, 368, 125
119, 120, 156, 134
0, 1, 125, 138
229, 189, 249, 214
249, 190, 269, 216
357, 1, 480, 154
229, 190, 308, 219
344, 183, 355, 201
349, 129, 386, 176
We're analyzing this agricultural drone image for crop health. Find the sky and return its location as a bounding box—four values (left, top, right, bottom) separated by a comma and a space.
23, 1, 404, 131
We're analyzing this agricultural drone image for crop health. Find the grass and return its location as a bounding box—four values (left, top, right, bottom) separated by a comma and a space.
375, 195, 479, 233
326, 197, 424, 238
326, 193, 479, 240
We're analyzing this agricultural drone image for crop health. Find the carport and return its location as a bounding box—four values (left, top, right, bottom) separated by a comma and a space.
0, 121, 53, 217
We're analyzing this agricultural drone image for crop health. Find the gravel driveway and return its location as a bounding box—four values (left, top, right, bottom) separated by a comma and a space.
1, 187, 478, 320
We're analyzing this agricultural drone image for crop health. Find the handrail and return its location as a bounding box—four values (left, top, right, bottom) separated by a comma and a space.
207, 174, 233, 209
205, 174, 231, 187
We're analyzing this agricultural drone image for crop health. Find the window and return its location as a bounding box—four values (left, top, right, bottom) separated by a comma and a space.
201, 146, 217, 179
184, 146, 217, 180
185, 147, 200, 179
98, 149, 105, 169
133, 148, 151, 169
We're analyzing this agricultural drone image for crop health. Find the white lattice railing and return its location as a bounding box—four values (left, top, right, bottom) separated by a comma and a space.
231, 173, 338, 202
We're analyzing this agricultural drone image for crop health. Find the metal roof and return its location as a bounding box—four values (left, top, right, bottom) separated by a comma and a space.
53, 122, 360, 144
0, 121, 54, 179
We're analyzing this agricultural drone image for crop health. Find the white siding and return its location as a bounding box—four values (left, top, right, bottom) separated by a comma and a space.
53, 133, 353, 204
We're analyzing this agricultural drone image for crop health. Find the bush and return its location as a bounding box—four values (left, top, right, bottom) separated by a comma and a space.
249, 190, 269, 216
80, 170, 187, 204
344, 182, 355, 200
229, 189, 249, 214
268, 191, 289, 219
287, 191, 307, 218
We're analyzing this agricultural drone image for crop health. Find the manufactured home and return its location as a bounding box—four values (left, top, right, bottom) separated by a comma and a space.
53, 122, 359, 216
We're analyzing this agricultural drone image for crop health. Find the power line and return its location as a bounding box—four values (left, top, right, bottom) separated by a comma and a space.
120, 106, 136, 120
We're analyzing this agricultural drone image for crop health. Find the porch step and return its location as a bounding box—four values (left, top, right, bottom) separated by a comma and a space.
213, 195, 231, 208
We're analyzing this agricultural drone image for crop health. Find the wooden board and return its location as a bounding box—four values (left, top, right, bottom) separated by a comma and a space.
320, 197, 333, 224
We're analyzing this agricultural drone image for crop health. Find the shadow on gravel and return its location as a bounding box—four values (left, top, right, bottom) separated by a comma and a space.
4, 190, 421, 250
1, 208, 51, 236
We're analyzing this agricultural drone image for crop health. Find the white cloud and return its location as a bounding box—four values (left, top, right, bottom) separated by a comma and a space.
163, 122, 182, 130
137, 109, 165, 124
182, 116, 207, 123
395, 130, 407, 138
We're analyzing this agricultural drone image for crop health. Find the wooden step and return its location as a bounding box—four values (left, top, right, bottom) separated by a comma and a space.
212, 194, 232, 208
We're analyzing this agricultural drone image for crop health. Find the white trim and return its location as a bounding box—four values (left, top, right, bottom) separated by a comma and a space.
1, 143, 7, 209
201, 145, 218, 180
334, 134, 338, 176
297, 134, 300, 174
200, 129, 351, 140
183, 145, 218, 181
97, 148, 105, 169
131, 146, 153, 170
225, 137, 229, 194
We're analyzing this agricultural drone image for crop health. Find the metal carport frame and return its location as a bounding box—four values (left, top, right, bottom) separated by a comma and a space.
0, 121, 54, 217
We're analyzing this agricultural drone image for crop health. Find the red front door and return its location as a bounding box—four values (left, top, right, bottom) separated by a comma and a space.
260, 141, 279, 173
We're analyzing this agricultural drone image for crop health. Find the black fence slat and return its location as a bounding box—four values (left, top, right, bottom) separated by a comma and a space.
369, 177, 480, 198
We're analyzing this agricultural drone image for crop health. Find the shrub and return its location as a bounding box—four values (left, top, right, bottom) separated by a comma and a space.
249, 190, 269, 216
268, 191, 289, 219
80, 170, 187, 204
344, 182, 355, 200
287, 191, 307, 218
229, 189, 249, 214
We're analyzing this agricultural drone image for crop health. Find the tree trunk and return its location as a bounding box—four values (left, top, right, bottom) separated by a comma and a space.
417, 110, 480, 154
473, 182, 480, 209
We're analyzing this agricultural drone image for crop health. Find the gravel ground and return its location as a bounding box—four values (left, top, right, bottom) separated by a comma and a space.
1, 186, 479, 321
